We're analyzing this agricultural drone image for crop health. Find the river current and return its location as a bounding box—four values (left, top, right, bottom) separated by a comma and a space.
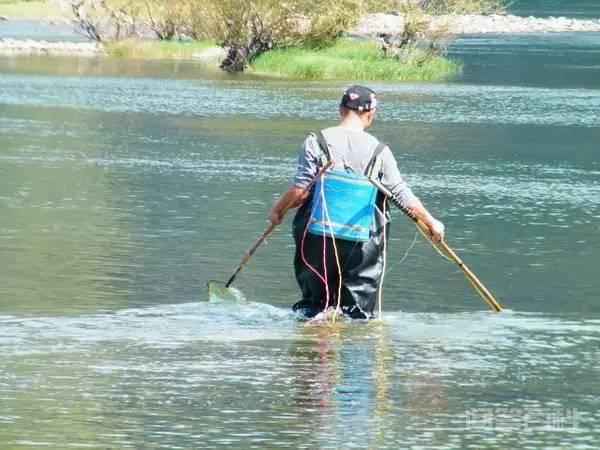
1, 14, 599, 450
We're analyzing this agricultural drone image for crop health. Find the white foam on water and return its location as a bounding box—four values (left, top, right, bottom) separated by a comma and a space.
1, 303, 598, 357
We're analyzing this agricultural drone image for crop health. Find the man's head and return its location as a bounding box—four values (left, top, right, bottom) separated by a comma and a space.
339, 85, 378, 129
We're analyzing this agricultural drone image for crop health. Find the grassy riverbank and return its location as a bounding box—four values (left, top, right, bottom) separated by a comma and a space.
0, 0, 461, 81
102, 39, 459, 81
106, 40, 216, 60
250, 40, 461, 81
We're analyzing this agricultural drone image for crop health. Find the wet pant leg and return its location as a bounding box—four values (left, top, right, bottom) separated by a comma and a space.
293, 231, 385, 319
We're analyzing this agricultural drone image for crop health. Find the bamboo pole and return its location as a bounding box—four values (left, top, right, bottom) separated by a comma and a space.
369, 178, 503, 313
223, 161, 334, 288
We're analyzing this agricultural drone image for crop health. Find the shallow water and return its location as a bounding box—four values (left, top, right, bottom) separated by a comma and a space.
1, 304, 598, 448
1, 28, 599, 450
0, 20, 86, 42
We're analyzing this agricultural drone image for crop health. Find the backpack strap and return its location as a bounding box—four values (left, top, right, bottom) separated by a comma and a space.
366, 141, 387, 179
314, 131, 331, 167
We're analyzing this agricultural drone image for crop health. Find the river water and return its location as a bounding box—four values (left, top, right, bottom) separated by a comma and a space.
1, 20, 600, 450
511, 0, 600, 18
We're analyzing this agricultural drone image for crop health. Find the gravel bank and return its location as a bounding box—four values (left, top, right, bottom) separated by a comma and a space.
353, 13, 600, 36
2, 13, 600, 57
0, 38, 100, 56
0, 39, 226, 61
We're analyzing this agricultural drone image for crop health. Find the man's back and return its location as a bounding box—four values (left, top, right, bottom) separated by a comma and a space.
268, 85, 444, 319
320, 126, 380, 175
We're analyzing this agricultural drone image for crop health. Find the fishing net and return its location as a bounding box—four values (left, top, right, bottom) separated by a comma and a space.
206, 280, 248, 304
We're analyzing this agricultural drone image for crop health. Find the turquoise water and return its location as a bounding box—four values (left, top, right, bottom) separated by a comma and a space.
0, 19, 88, 42
510, 0, 600, 18
1, 27, 600, 450
451, 33, 600, 88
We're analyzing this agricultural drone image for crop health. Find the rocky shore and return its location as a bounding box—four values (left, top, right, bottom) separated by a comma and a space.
0, 38, 100, 56
353, 13, 600, 36
1, 13, 600, 57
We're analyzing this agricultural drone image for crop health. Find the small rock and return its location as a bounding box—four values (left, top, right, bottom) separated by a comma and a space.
192, 47, 227, 64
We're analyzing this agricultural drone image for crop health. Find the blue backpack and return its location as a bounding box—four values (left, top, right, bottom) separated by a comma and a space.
308, 131, 386, 242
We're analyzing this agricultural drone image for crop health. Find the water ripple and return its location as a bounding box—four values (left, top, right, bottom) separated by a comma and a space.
1, 74, 599, 126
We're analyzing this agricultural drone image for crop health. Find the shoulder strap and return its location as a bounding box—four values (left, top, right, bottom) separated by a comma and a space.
314, 131, 331, 166
366, 142, 386, 178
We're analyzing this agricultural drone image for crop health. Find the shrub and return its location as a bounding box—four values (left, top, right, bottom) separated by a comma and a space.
203, 0, 300, 72
69, 0, 143, 43
142, 0, 192, 40
67, 0, 506, 73
422, 0, 508, 14
379, 0, 508, 61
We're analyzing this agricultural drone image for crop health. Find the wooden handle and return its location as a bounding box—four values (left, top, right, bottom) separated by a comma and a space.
224, 161, 333, 288
437, 240, 503, 312
369, 177, 503, 313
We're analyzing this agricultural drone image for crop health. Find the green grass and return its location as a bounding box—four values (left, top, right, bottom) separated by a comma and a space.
0, 0, 67, 19
106, 40, 217, 60
250, 40, 461, 81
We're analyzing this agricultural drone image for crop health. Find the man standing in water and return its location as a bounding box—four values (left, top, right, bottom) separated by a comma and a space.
270, 86, 444, 319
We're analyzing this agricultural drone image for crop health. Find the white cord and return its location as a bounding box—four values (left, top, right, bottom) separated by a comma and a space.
385, 229, 419, 274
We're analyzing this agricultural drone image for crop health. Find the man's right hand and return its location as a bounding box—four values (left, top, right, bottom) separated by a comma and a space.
269, 209, 284, 226
269, 186, 310, 227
